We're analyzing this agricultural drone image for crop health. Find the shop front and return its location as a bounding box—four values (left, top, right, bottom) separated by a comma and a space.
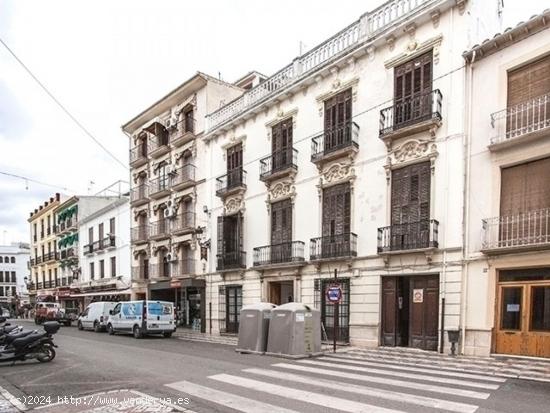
169, 278, 206, 333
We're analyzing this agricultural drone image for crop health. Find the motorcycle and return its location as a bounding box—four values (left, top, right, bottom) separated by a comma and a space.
0, 321, 59, 364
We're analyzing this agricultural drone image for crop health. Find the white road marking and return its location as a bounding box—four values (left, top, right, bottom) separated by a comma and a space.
245, 368, 479, 413
209, 373, 407, 413
273, 363, 491, 399
297, 359, 500, 390
165, 380, 300, 413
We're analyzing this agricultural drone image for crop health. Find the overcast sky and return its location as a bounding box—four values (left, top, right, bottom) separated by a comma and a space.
0, 0, 543, 244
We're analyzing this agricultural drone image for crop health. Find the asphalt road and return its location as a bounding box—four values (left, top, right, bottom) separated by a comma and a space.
1, 320, 549, 413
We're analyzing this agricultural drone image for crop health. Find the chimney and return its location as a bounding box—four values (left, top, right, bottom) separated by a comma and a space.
50, 197, 54, 202
55, 193, 60, 201
39, 205, 43, 210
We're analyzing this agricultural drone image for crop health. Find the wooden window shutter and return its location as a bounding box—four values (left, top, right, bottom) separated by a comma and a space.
507, 54, 550, 107
322, 182, 351, 236
217, 216, 225, 254
391, 161, 431, 226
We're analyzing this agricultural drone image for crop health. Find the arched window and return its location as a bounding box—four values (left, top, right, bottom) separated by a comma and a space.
0, 257, 3, 263
11, 257, 15, 264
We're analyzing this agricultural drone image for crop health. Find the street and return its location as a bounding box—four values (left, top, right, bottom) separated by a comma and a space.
0, 321, 549, 412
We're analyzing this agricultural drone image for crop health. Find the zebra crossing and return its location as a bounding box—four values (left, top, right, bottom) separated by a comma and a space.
165, 352, 508, 412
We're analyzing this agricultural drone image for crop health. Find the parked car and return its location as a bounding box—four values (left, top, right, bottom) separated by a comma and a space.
34, 302, 72, 326
77, 302, 118, 332
106, 300, 176, 338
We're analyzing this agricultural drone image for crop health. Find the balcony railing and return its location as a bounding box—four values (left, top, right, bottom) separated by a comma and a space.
490, 92, 550, 147
131, 225, 150, 243
169, 117, 196, 146
59, 217, 76, 232
84, 243, 94, 255
172, 259, 196, 277
377, 220, 439, 253
150, 220, 170, 239
260, 148, 298, 181
379, 89, 442, 137
482, 209, 550, 252
148, 124, 170, 157
130, 144, 148, 165
216, 251, 247, 271
43, 252, 56, 262
310, 233, 357, 260
216, 169, 247, 197
102, 236, 116, 249
36, 256, 43, 264
30, 258, 36, 266
171, 164, 196, 189
131, 265, 149, 281
150, 176, 170, 197
171, 212, 195, 234
130, 184, 149, 204
149, 263, 171, 278
59, 247, 77, 260
311, 122, 359, 162
37, 282, 43, 289
253, 241, 305, 266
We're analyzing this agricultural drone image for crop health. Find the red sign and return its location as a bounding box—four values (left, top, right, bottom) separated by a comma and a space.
170, 279, 182, 288
325, 284, 342, 304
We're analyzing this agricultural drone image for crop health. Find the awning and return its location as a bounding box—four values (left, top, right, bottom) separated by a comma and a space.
70, 289, 132, 298
144, 121, 166, 136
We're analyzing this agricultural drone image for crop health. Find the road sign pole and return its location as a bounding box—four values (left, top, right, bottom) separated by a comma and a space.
334, 268, 338, 353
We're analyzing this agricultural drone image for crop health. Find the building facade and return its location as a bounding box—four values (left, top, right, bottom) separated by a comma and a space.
122, 72, 243, 332
0, 243, 30, 312
463, 11, 550, 357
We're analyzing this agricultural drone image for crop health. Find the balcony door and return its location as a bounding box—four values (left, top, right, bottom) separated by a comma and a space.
225, 286, 242, 334
271, 199, 292, 263
226, 144, 243, 189
272, 119, 292, 172
322, 182, 351, 258
394, 51, 432, 128
217, 214, 243, 268
324, 89, 352, 153
391, 162, 431, 250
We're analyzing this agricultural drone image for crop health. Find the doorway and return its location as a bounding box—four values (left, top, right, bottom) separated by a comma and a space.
269, 280, 294, 305
381, 274, 439, 351
320, 278, 350, 343
225, 285, 242, 334
180, 287, 204, 332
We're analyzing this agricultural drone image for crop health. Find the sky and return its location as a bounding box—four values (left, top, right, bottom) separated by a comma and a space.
0, 0, 544, 244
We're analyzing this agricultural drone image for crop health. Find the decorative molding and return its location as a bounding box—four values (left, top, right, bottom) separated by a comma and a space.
431, 9, 441, 28
455, 0, 467, 15
132, 169, 147, 184
385, 35, 396, 52
267, 180, 296, 203
265, 108, 298, 132
386, 138, 439, 171
221, 135, 246, 159
133, 209, 147, 221
316, 77, 360, 116
321, 161, 355, 187
384, 34, 443, 69
224, 194, 245, 215
366, 45, 376, 61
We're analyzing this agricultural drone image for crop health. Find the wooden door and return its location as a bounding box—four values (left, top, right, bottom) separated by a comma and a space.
272, 119, 293, 171
409, 275, 439, 351
271, 199, 292, 263
322, 183, 351, 257
226, 144, 243, 188
226, 286, 242, 334
269, 282, 282, 305
381, 277, 398, 346
324, 89, 352, 152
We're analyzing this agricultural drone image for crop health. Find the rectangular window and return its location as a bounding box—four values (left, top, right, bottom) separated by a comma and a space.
501, 287, 522, 330
54, 268, 58, 286
88, 227, 94, 244
99, 260, 105, 278
110, 257, 116, 277
11, 271, 16, 283
531, 286, 550, 332
110, 217, 115, 235
90, 262, 95, 280
324, 89, 352, 153
0, 272, 3, 282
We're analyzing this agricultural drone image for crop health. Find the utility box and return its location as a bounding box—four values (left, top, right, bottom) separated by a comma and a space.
266, 302, 322, 358
236, 302, 276, 354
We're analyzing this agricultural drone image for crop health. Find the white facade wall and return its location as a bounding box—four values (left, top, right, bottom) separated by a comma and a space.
0, 243, 30, 305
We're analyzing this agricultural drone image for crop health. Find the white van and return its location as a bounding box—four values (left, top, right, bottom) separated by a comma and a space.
106, 300, 176, 338
77, 301, 118, 332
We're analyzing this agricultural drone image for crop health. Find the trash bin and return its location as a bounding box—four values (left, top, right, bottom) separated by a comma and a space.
266, 302, 322, 358
236, 302, 276, 354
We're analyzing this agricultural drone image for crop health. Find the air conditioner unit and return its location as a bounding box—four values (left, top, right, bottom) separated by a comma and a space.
165, 116, 177, 130
165, 252, 174, 262
163, 207, 175, 219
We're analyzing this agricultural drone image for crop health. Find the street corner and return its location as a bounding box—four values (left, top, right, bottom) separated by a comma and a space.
28, 390, 191, 413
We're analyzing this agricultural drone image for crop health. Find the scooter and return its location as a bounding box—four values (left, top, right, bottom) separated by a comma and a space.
0, 321, 59, 364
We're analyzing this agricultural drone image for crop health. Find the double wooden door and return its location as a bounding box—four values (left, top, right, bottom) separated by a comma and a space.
324, 89, 352, 152
226, 286, 242, 334
271, 199, 292, 262
271, 120, 293, 171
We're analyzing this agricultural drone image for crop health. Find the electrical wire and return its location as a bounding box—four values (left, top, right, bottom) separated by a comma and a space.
0, 37, 128, 171
0, 170, 77, 193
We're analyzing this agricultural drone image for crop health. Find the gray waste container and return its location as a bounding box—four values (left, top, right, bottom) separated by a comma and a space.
266, 302, 322, 358
236, 302, 276, 354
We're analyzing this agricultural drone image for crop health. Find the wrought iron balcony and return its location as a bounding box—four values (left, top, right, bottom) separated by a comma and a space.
150, 220, 170, 240
216, 251, 246, 271
216, 169, 247, 198
30, 258, 36, 266
490, 92, 550, 149
377, 220, 439, 253
84, 243, 94, 255
131, 265, 149, 281
58, 217, 76, 234
43, 252, 56, 262
130, 184, 149, 206
130, 144, 148, 167
482, 209, 550, 254
172, 259, 196, 277
149, 263, 171, 278
102, 236, 116, 249
59, 247, 77, 260
259, 148, 298, 182
131, 225, 150, 244
379, 89, 442, 140
310, 233, 357, 261
169, 117, 196, 147
171, 164, 196, 191
36, 256, 43, 265
311, 122, 359, 164
253, 241, 305, 267
147, 122, 170, 158
149, 177, 171, 199
37, 282, 43, 289
171, 212, 195, 235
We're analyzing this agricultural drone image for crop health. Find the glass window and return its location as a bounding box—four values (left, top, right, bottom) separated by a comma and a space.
531, 286, 550, 332
11, 272, 16, 283
111, 257, 116, 277
501, 287, 522, 330
10, 257, 15, 264
499, 268, 550, 282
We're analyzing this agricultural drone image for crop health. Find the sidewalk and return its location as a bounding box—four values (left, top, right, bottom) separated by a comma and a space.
173, 330, 238, 346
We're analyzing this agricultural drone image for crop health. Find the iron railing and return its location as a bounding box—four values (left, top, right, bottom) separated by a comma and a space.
131, 225, 150, 243
379, 89, 442, 136
216, 251, 247, 271
172, 259, 196, 277
310, 233, 357, 260
377, 219, 439, 253
311, 122, 359, 161
216, 169, 247, 197
59, 217, 76, 232
131, 265, 149, 280
147, 123, 169, 154
59, 247, 77, 260
259, 147, 298, 180
150, 176, 170, 196
171, 212, 195, 233
130, 145, 148, 165
150, 220, 170, 238
169, 117, 196, 145
43, 252, 56, 262
253, 241, 305, 266
490, 92, 550, 146
130, 184, 149, 203
84, 243, 94, 255
171, 164, 196, 187
102, 236, 116, 249
149, 263, 171, 278
482, 208, 550, 251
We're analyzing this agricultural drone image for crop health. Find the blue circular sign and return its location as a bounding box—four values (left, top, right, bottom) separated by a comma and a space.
326, 284, 342, 304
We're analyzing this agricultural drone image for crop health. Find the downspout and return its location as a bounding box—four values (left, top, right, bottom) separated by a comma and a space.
122, 129, 135, 299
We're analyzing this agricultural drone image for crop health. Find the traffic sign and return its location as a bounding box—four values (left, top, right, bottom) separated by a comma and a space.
325, 284, 342, 304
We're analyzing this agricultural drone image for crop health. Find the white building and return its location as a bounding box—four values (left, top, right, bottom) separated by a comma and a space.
0, 242, 30, 311
463, 10, 550, 357
75, 197, 131, 306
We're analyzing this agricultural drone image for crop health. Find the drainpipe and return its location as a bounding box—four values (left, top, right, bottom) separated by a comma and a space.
122, 129, 136, 299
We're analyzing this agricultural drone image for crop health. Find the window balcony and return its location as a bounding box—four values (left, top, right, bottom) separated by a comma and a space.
131, 265, 149, 281
259, 148, 298, 182
172, 259, 196, 277
310, 233, 357, 261
30, 258, 36, 266
149, 263, 171, 279
43, 252, 56, 263
84, 243, 94, 255
37, 282, 43, 289
171, 212, 195, 236
489, 92, 550, 151
102, 236, 116, 250
59, 247, 77, 260
169, 117, 196, 147
481, 209, 550, 254
216, 251, 246, 271
377, 220, 439, 254
130, 145, 148, 167
131, 225, 150, 244
311, 122, 359, 165
149, 177, 171, 199
216, 169, 246, 198
150, 220, 170, 240
147, 122, 170, 158
130, 184, 149, 206
253, 241, 305, 268
58, 217, 77, 235
171, 164, 196, 191
379, 89, 442, 142
36, 256, 43, 265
